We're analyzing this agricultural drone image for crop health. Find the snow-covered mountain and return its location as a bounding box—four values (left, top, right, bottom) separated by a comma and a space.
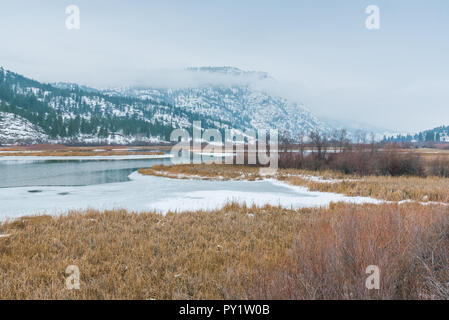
0, 66, 330, 145
104, 67, 331, 138
0, 112, 48, 144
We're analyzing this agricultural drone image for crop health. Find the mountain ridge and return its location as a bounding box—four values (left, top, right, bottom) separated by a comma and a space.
0, 66, 330, 145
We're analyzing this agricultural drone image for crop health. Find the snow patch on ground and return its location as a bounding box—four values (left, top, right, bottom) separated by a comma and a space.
283, 173, 358, 184
397, 199, 448, 206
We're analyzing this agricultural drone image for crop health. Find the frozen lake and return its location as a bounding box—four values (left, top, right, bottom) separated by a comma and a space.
0, 156, 381, 219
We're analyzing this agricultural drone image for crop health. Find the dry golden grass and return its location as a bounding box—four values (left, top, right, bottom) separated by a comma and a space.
139, 164, 348, 181
0, 151, 164, 157
0, 203, 447, 300
139, 164, 264, 181
140, 164, 449, 203
282, 175, 449, 203
412, 148, 449, 156
0, 204, 304, 299
0, 145, 170, 151
0, 146, 164, 157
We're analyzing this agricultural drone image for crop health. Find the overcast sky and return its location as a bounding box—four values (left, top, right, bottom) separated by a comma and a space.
1, 0, 448, 132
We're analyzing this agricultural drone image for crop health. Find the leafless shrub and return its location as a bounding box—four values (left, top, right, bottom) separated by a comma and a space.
280, 135, 426, 177
427, 156, 449, 177
230, 203, 449, 300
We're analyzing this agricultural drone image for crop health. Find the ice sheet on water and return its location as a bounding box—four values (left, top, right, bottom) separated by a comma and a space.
0, 172, 382, 220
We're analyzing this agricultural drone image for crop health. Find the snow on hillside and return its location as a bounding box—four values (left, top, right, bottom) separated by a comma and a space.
1, 66, 331, 145
0, 110, 163, 145
104, 67, 331, 137
0, 112, 48, 145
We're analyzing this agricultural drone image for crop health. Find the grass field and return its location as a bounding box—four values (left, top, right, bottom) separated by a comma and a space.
0, 203, 447, 299
0, 145, 165, 157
